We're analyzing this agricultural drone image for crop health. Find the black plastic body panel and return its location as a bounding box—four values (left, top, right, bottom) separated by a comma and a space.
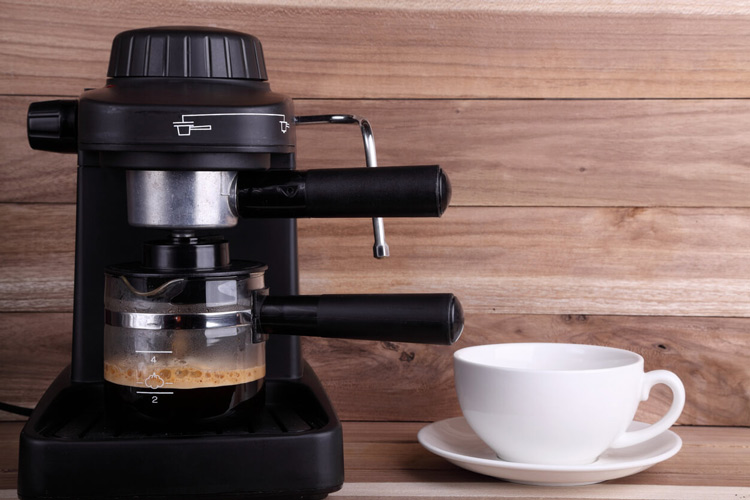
77, 79, 295, 155
18, 364, 343, 500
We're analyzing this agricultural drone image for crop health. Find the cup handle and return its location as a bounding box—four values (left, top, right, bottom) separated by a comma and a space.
610, 370, 686, 449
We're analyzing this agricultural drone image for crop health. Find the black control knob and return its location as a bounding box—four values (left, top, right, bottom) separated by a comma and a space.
107, 26, 267, 80
27, 100, 78, 153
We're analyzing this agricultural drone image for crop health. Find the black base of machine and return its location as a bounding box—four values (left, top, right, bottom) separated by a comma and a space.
18, 364, 344, 500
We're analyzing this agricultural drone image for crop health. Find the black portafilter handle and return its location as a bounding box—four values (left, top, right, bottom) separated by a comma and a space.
236, 165, 450, 218
258, 294, 463, 345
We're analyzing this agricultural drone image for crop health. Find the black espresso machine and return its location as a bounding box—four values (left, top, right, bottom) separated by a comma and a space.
18, 26, 463, 499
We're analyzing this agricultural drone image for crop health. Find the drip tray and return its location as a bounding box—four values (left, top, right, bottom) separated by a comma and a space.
18, 365, 344, 500
35, 380, 327, 441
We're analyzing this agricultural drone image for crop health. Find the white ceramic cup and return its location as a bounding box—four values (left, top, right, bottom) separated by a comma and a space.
453, 343, 685, 465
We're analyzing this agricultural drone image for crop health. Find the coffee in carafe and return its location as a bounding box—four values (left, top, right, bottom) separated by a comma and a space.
104, 359, 265, 420
102, 249, 268, 421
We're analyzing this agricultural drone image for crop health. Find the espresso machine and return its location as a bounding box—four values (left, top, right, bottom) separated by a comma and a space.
18, 26, 463, 499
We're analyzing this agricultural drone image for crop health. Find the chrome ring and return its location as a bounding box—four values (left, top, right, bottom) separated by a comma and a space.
105, 309, 254, 330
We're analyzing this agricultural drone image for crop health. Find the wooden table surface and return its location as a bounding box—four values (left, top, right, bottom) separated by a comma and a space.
2, 2, 750, 500
1, 420, 748, 500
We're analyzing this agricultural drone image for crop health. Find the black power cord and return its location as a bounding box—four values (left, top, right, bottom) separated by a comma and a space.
0, 401, 34, 417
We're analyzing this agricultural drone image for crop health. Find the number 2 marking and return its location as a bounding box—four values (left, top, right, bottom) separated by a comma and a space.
152, 396, 158, 404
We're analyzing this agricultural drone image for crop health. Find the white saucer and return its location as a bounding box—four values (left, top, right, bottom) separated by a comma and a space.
417, 417, 682, 486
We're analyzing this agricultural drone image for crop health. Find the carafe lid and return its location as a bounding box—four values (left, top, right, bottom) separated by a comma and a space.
107, 26, 268, 80
143, 235, 230, 271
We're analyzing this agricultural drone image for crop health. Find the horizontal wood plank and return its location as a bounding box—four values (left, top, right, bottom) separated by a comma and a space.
2, 421, 749, 491
7, 96, 750, 208
0, 97, 77, 204
0, 204, 75, 312
0, 422, 16, 490
298, 207, 750, 316
4, 204, 750, 317
0, 313, 70, 420
2, 312, 748, 426
305, 314, 750, 426
331, 484, 750, 498
3, 5, 750, 496
340, 423, 750, 489
297, 99, 750, 208
5, 1, 750, 98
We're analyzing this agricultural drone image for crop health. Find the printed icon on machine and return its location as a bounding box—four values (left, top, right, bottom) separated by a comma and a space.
173, 112, 290, 136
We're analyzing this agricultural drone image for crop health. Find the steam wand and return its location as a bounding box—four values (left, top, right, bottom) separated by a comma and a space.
295, 114, 389, 258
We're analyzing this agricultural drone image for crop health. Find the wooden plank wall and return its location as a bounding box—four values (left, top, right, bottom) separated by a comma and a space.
2, 0, 750, 426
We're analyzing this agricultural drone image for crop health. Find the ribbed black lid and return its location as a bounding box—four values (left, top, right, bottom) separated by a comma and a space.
107, 26, 267, 80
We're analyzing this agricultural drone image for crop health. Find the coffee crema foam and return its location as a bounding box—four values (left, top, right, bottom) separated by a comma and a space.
104, 360, 265, 389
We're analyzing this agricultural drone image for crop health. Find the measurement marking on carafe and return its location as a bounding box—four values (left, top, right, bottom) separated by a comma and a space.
173, 112, 290, 136
144, 373, 166, 389
136, 391, 174, 395
135, 350, 172, 354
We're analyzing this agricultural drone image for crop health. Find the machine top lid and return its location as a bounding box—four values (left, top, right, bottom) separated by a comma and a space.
107, 26, 268, 81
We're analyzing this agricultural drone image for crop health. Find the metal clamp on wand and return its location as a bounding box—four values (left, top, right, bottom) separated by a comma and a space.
295, 114, 390, 259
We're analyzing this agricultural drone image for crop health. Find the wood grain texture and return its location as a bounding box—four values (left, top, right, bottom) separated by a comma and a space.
0, 313, 70, 419
0, 204, 75, 312
4, 204, 750, 317
7, 96, 750, 208
297, 207, 750, 316
296, 99, 750, 208
2, 3, 750, 496
2, 311, 748, 426
5, 0, 750, 98
304, 314, 750, 426
2, 421, 750, 491
340, 423, 750, 489
130, 0, 750, 15
338, 423, 750, 487
331, 484, 750, 499
0, 423, 16, 490
0, 97, 76, 204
